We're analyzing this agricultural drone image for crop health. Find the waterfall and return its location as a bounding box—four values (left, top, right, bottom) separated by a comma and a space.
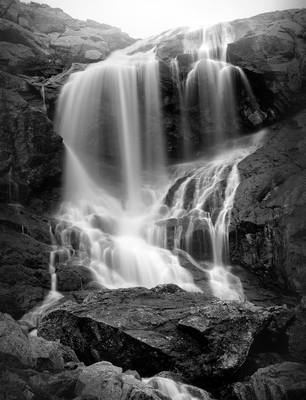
149, 132, 264, 301
53, 48, 199, 292
34, 21, 264, 309
19, 228, 64, 334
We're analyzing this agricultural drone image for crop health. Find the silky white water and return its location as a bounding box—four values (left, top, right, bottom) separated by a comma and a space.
149, 132, 264, 300
144, 376, 204, 400
35, 22, 264, 311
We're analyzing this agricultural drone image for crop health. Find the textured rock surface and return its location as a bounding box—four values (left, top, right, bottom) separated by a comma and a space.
37, 284, 276, 382
230, 362, 306, 400
0, 312, 79, 370
288, 297, 306, 363
0, 313, 191, 400
0, 0, 134, 73
0, 84, 63, 199
228, 10, 306, 113
0, 204, 54, 318
56, 262, 94, 292
231, 107, 306, 294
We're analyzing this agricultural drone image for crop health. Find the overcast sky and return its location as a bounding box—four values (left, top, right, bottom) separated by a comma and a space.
22, 0, 306, 38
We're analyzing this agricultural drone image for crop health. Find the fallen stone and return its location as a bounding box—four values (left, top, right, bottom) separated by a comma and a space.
38, 285, 273, 382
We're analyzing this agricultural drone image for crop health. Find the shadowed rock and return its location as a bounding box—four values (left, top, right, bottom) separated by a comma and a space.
38, 284, 275, 382
230, 362, 306, 400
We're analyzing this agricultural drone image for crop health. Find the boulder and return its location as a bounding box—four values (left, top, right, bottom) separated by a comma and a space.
230, 362, 306, 400
56, 263, 94, 292
38, 284, 274, 382
74, 361, 168, 400
0, 360, 176, 400
0, 312, 79, 371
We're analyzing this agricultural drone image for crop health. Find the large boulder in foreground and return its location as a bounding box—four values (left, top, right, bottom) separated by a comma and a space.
38, 284, 274, 382
0, 312, 214, 400
230, 362, 306, 400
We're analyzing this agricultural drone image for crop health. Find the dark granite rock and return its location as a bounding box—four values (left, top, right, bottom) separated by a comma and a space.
56, 262, 94, 292
0, 312, 79, 371
0, 86, 63, 198
231, 108, 306, 295
37, 284, 276, 383
0, 204, 53, 318
228, 10, 306, 113
230, 362, 306, 400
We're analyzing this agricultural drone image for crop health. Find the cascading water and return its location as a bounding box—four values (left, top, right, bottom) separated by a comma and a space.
149, 133, 264, 301
144, 376, 206, 400
35, 21, 264, 314
54, 48, 199, 292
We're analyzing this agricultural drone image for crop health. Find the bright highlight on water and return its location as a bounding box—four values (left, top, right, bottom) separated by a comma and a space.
38, 22, 265, 316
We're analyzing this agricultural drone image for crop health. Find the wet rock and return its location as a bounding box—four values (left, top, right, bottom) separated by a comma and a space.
230, 362, 306, 400
38, 284, 274, 382
0, 204, 53, 317
56, 263, 94, 292
0, 87, 63, 196
147, 376, 214, 400
231, 108, 306, 294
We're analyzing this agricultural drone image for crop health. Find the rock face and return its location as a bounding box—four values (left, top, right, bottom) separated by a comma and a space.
228, 10, 306, 113
0, 204, 54, 318
38, 284, 277, 382
231, 108, 306, 295
0, 82, 63, 200
0, 0, 134, 73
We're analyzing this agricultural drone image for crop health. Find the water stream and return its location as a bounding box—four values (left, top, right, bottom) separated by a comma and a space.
29, 22, 264, 328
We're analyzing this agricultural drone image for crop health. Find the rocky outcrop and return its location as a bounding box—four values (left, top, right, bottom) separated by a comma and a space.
37, 284, 283, 383
231, 107, 306, 295
0, 0, 134, 74
228, 10, 306, 113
